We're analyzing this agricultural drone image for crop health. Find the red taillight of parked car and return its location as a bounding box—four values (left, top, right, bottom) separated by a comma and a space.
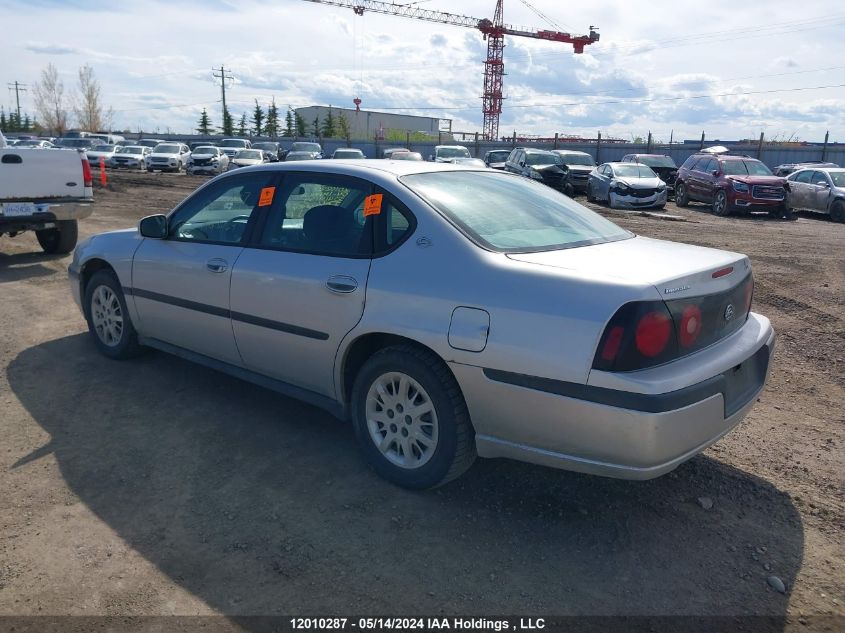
635, 311, 673, 357
81, 155, 93, 188
592, 273, 753, 373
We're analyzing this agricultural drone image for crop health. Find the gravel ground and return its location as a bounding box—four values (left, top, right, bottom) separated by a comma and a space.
0, 171, 842, 628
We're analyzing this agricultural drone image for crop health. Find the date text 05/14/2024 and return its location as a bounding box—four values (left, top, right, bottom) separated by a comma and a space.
289, 617, 547, 631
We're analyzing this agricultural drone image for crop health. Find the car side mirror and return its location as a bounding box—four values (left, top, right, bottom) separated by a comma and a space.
711, 170, 719, 177
816, 181, 830, 187
139, 214, 167, 239
519, 161, 525, 168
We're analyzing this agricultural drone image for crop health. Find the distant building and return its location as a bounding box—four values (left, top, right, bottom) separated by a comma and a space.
295, 105, 449, 141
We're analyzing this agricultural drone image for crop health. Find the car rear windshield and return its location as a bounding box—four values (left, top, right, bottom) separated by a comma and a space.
155, 144, 180, 153
193, 147, 217, 154
125, 147, 144, 154
558, 153, 595, 166
526, 153, 563, 166
830, 172, 845, 187
291, 142, 321, 152
437, 147, 471, 159
722, 160, 772, 176
613, 164, 657, 178
636, 155, 676, 168
219, 140, 247, 148
236, 150, 263, 160
401, 171, 632, 253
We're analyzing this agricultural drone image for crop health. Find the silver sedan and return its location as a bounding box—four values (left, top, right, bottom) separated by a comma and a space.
587, 162, 668, 210
69, 161, 775, 489
785, 167, 845, 222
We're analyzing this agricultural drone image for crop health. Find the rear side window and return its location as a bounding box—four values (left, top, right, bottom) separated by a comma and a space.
259, 173, 373, 258
680, 155, 699, 170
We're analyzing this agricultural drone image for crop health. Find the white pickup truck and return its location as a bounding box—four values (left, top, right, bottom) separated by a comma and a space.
1, 130, 94, 254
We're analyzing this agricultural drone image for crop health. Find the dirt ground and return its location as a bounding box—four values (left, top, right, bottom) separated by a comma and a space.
0, 171, 842, 628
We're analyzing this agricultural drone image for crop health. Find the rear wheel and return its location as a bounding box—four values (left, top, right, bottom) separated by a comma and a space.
675, 181, 689, 207
830, 200, 845, 222
351, 345, 476, 489
36, 219, 78, 254
713, 190, 730, 216
83, 270, 143, 359
586, 182, 596, 203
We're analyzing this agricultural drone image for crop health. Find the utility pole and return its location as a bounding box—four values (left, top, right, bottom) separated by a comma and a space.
212, 65, 234, 128
7, 81, 27, 120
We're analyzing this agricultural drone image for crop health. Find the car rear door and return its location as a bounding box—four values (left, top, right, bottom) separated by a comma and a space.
229, 171, 375, 398
788, 170, 812, 209
689, 157, 715, 201
130, 171, 278, 365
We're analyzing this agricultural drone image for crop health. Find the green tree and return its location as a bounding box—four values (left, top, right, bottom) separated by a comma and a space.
311, 115, 321, 138
0, 108, 7, 132
251, 99, 265, 136
295, 112, 307, 137
320, 106, 336, 138
265, 99, 279, 138
196, 108, 212, 135
237, 113, 248, 137
336, 113, 351, 143
22, 114, 32, 132
220, 105, 234, 135
283, 107, 294, 137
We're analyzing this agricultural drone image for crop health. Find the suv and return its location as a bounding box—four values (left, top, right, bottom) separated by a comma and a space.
483, 149, 511, 170
621, 154, 678, 196
675, 153, 787, 217
504, 148, 571, 194
551, 150, 596, 194
430, 145, 471, 162
772, 160, 839, 177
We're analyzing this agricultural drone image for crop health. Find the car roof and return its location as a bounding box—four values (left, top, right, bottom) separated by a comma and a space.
692, 153, 756, 161
627, 153, 670, 158
521, 148, 554, 154
247, 159, 490, 178
552, 149, 591, 155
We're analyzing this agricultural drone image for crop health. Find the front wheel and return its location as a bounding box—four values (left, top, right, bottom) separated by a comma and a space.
675, 182, 689, 207
36, 219, 78, 254
608, 192, 619, 209
351, 345, 476, 489
586, 182, 596, 203
84, 270, 143, 360
713, 190, 730, 216
830, 200, 845, 223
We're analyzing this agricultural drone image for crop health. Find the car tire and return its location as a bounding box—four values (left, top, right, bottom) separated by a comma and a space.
83, 270, 144, 360
654, 203, 666, 210
830, 200, 845, 223
350, 344, 476, 489
586, 182, 596, 203
608, 192, 618, 209
675, 182, 689, 207
146, 167, 154, 173
36, 219, 78, 254
713, 190, 730, 216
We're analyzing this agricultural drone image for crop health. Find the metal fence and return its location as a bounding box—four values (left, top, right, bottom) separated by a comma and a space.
135, 133, 845, 170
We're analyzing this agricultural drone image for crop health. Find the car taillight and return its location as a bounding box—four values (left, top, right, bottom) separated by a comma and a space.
81, 155, 93, 187
678, 304, 703, 348
635, 311, 672, 357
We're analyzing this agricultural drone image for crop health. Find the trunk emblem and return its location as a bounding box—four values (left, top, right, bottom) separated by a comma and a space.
664, 285, 690, 294
724, 304, 735, 321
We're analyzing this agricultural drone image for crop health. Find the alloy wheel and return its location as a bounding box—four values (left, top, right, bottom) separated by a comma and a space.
90, 285, 124, 347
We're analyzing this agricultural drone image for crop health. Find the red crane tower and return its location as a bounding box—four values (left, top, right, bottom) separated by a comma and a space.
301, 0, 599, 140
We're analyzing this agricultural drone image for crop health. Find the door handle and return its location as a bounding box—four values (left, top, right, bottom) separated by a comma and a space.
326, 275, 358, 294
206, 258, 228, 273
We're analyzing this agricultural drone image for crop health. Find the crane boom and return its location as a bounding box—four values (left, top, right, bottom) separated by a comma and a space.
301, 0, 599, 139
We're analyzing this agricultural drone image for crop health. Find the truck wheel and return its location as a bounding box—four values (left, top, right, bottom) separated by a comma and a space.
675, 182, 689, 207
350, 345, 476, 489
36, 220, 78, 254
83, 270, 143, 360
830, 200, 845, 223
713, 190, 730, 216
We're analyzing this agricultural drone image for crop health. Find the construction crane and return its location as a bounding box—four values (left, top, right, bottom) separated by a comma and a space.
301, 0, 599, 140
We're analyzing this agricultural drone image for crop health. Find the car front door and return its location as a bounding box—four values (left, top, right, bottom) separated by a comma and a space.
229, 172, 375, 398
130, 171, 278, 365
807, 171, 832, 211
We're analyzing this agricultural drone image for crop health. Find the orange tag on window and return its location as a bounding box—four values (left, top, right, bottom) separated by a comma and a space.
258, 187, 275, 207
363, 193, 383, 217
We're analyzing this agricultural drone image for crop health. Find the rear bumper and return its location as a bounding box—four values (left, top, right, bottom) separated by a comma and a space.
1, 202, 93, 232
452, 314, 775, 479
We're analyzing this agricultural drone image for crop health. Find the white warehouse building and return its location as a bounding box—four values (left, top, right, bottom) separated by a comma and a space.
295, 105, 449, 140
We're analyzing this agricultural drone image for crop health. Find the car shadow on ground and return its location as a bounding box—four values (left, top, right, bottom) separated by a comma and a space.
0, 251, 64, 283
7, 334, 803, 624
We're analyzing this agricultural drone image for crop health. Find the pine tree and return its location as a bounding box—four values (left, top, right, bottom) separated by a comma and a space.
295, 112, 307, 137
283, 107, 294, 137
196, 108, 212, 135
0, 108, 7, 132
336, 113, 351, 143
265, 99, 279, 138
23, 115, 31, 132
221, 105, 234, 135
238, 113, 248, 137
311, 116, 321, 138
251, 100, 265, 137
320, 106, 336, 138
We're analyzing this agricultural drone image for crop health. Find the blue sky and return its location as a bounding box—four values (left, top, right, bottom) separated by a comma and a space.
1, 0, 843, 141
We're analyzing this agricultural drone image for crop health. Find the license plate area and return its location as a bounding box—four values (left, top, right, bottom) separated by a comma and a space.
723, 344, 770, 417
1, 202, 38, 217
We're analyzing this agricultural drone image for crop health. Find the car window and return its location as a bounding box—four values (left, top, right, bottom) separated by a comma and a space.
380, 195, 414, 250
259, 173, 373, 257
808, 171, 827, 185
169, 173, 276, 244
829, 172, 845, 187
